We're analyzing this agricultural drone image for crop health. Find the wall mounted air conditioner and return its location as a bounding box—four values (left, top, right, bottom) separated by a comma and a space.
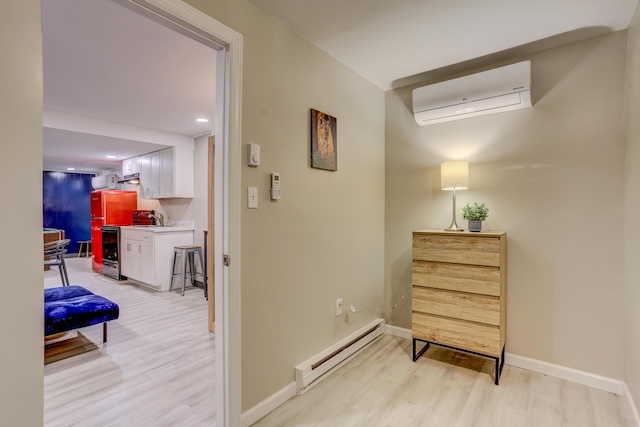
91, 173, 120, 190
412, 60, 532, 126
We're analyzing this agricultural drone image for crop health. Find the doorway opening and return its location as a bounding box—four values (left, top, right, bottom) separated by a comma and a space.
42, 0, 242, 424
111, 2, 243, 423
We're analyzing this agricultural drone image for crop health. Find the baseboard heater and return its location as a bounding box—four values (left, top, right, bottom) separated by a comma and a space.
295, 318, 385, 395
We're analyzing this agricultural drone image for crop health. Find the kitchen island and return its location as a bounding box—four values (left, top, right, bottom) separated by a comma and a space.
120, 225, 194, 292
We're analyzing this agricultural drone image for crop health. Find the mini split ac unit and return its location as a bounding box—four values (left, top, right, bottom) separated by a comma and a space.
412, 60, 532, 125
91, 174, 120, 190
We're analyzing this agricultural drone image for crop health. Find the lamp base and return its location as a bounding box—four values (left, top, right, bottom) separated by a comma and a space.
445, 219, 464, 232
444, 187, 464, 232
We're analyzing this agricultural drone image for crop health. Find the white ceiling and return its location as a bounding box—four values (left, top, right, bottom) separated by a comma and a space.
249, 0, 640, 90
44, 0, 640, 174
42, 0, 217, 174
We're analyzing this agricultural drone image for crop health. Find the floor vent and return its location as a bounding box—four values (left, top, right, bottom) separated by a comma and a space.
295, 318, 384, 395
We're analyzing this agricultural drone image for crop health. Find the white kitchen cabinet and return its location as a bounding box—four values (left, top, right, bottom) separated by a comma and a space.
139, 151, 159, 198
122, 156, 140, 177
139, 147, 193, 199
120, 227, 193, 292
159, 147, 174, 198
139, 233, 154, 285
120, 236, 140, 277
121, 230, 154, 283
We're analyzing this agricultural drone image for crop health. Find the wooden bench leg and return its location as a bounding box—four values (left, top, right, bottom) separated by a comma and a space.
103, 322, 108, 343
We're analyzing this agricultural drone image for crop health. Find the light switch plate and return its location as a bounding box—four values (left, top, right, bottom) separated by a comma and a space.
248, 187, 258, 208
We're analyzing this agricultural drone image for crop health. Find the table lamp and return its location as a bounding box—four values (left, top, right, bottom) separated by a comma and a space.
441, 160, 469, 232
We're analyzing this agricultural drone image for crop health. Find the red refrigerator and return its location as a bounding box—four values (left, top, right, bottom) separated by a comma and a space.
90, 190, 137, 272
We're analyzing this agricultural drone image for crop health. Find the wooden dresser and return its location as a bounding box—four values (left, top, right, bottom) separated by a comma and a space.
411, 229, 506, 384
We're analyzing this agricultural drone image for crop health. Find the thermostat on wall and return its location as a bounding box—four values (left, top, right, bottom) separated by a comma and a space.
247, 143, 260, 167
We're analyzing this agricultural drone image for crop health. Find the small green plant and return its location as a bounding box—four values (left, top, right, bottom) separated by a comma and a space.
462, 202, 489, 221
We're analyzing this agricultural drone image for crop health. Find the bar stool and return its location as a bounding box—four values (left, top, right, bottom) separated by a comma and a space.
170, 245, 205, 296
77, 240, 91, 258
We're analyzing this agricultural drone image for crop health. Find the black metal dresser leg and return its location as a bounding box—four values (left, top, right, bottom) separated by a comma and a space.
412, 339, 430, 362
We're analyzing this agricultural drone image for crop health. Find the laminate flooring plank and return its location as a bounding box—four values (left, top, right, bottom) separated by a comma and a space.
588, 387, 635, 427
44, 258, 215, 427
558, 380, 597, 427
254, 335, 634, 427
454, 368, 500, 427
486, 366, 531, 426
47, 260, 634, 427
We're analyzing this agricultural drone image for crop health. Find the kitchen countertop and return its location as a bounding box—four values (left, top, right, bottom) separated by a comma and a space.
120, 225, 194, 233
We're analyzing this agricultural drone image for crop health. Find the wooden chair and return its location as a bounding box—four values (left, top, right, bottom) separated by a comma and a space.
44, 239, 71, 286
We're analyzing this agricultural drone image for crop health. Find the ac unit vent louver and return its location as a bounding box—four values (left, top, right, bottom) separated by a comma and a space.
412, 60, 532, 125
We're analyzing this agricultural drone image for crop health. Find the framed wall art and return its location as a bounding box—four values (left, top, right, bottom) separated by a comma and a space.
310, 108, 337, 171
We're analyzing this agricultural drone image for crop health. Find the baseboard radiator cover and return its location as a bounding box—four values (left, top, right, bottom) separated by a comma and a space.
295, 318, 384, 395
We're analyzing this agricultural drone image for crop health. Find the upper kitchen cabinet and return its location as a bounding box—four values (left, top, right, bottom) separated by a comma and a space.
159, 147, 174, 198
140, 151, 159, 198
139, 147, 193, 199
122, 156, 140, 177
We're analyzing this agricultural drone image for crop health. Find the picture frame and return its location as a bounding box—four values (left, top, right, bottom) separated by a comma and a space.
310, 108, 337, 171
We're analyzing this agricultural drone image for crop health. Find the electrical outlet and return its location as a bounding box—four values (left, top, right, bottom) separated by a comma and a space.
336, 298, 343, 317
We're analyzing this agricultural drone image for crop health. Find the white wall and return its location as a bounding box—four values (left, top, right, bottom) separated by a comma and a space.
193, 133, 210, 250
134, 139, 204, 226
8, 0, 633, 422
385, 32, 627, 380
0, 0, 44, 424
186, 0, 386, 411
625, 3, 640, 411
136, 196, 195, 224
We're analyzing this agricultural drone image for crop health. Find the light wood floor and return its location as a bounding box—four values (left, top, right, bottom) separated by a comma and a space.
45, 259, 635, 427
254, 337, 635, 427
44, 257, 215, 426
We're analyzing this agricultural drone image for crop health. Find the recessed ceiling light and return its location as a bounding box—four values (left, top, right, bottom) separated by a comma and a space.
106, 155, 117, 159
66, 167, 76, 171
196, 117, 209, 123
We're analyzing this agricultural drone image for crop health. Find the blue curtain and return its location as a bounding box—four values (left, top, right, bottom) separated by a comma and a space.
43, 172, 94, 254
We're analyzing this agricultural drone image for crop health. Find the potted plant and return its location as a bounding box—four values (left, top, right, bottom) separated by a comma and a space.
461, 202, 489, 232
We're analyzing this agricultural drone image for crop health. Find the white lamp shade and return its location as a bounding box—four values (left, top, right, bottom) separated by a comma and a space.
441, 160, 469, 190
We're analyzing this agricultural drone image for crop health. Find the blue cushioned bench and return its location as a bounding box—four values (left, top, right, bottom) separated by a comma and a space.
44, 285, 119, 343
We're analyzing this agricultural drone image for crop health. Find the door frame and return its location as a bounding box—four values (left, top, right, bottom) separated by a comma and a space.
118, 1, 243, 425
208, 135, 215, 333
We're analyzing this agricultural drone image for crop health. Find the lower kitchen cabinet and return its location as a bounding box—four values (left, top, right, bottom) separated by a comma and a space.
120, 228, 193, 291
121, 236, 139, 279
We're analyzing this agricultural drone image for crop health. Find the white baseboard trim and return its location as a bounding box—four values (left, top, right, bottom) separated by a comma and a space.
383, 326, 629, 397
505, 353, 625, 395
384, 324, 412, 339
624, 382, 640, 427
241, 381, 296, 427
242, 327, 640, 427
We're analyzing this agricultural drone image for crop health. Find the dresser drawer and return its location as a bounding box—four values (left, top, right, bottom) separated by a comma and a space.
412, 260, 500, 296
413, 233, 501, 267
412, 312, 501, 357
412, 286, 500, 325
